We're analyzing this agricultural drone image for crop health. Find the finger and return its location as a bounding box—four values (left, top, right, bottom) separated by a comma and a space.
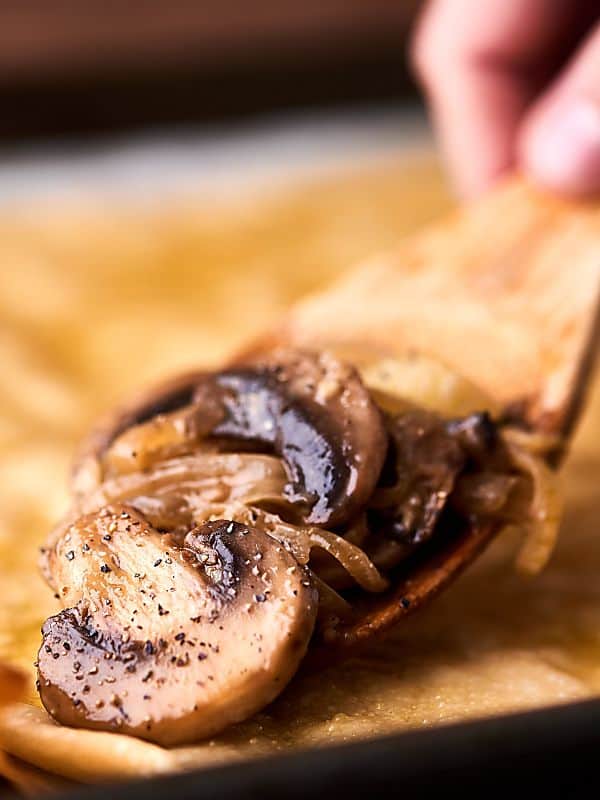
519, 19, 600, 198
411, 0, 583, 199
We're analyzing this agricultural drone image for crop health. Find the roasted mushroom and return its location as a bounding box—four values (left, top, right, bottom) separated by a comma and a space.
38, 346, 559, 743
195, 349, 388, 526
38, 506, 317, 746
77, 350, 387, 528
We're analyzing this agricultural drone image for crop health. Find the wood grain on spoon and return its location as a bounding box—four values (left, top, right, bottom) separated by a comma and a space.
268, 177, 600, 647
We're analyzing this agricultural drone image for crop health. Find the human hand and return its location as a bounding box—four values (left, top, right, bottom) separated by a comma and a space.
411, 0, 600, 199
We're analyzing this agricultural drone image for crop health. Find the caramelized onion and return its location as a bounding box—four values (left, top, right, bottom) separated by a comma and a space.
69, 447, 390, 596
501, 428, 563, 575
80, 453, 290, 522
194, 504, 388, 594
103, 406, 222, 476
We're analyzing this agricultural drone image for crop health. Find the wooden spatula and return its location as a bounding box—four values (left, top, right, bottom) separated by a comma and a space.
255, 177, 600, 648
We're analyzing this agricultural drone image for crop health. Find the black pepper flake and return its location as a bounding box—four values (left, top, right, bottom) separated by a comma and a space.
100, 563, 111, 573
157, 604, 169, 616
103, 534, 112, 542
65, 550, 75, 561
174, 632, 185, 642
254, 593, 266, 603
82, 543, 90, 552
144, 641, 155, 656
52, 652, 60, 660
401, 597, 411, 609
197, 652, 208, 661
153, 559, 162, 567
142, 670, 154, 683
82, 685, 90, 694
63, 642, 71, 651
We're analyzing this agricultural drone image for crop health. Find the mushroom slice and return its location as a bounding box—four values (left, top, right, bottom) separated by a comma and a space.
367, 409, 467, 564
194, 349, 388, 527
37, 505, 318, 747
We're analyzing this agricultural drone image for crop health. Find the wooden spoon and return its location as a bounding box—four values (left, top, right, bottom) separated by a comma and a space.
254, 177, 600, 648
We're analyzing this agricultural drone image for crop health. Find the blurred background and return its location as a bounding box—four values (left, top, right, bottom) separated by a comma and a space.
1, 1, 421, 142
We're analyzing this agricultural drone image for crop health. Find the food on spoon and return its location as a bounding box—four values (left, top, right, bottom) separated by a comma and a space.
38, 510, 316, 746
37, 347, 561, 744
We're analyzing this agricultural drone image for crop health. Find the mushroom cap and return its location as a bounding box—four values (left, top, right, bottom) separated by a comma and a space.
201, 349, 388, 526
38, 505, 317, 746
73, 349, 388, 529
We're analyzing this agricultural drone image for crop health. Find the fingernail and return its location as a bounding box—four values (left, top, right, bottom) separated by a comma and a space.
523, 96, 600, 197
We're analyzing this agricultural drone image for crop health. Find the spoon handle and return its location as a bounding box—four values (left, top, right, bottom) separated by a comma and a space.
278, 178, 600, 437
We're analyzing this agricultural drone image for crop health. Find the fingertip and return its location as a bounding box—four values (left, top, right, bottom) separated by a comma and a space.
449, 160, 511, 203
519, 95, 600, 199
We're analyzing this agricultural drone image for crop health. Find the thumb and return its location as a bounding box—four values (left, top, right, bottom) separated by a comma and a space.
519, 20, 600, 198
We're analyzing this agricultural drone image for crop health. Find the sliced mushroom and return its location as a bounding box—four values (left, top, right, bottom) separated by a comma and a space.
93, 349, 387, 528
37, 505, 317, 746
195, 349, 388, 526
365, 409, 467, 566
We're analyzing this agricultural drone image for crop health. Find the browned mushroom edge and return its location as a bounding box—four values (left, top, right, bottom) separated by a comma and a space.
37, 347, 558, 745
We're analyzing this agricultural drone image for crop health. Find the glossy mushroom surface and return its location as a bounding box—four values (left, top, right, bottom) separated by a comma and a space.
77, 349, 387, 528
38, 506, 317, 746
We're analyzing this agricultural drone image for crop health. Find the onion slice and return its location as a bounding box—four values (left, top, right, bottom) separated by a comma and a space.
502, 428, 563, 575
